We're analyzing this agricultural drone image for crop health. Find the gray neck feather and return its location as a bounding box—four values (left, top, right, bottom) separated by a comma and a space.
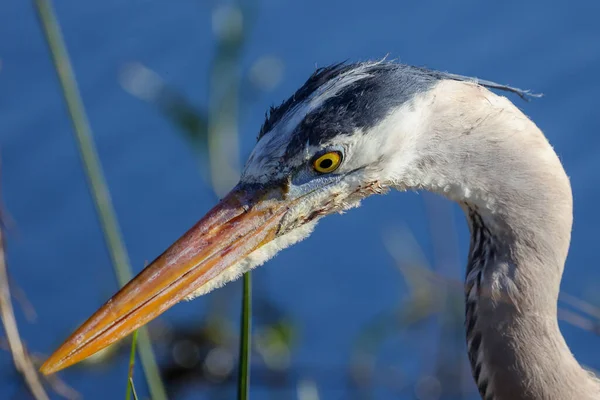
410, 81, 600, 399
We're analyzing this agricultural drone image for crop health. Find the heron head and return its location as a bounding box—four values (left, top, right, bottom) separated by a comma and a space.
41, 61, 442, 374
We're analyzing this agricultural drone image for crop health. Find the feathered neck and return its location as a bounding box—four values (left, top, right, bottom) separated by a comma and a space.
401, 80, 599, 399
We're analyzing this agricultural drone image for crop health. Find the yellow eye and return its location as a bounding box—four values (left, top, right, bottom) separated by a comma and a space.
312, 151, 342, 173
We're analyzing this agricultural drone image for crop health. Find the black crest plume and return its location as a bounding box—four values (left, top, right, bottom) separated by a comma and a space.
258, 62, 352, 140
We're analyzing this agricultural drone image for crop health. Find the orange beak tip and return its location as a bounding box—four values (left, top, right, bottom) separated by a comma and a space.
40, 335, 120, 375
40, 185, 292, 374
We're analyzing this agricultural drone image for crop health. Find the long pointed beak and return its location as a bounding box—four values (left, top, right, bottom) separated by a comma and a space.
40, 183, 291, 375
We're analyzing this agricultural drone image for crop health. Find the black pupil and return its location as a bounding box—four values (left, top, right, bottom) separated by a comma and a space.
319, 158, 333, 169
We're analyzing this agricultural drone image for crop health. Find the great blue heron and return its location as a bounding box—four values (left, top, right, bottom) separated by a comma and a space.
40, 61, 599, 399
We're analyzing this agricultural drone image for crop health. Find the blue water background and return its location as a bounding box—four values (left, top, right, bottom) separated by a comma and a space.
0, 0, 599, 398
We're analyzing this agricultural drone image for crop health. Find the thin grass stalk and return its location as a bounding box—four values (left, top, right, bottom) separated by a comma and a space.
206, 4, 252, 398
125, 330, 139, 400
0, 228, 50, 400
129, 378, 140, 400
32, 1, 167, 399
237, 272, 252, 400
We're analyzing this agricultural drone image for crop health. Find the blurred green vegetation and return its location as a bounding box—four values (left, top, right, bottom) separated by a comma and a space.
33, 0, 167, 398
118, 1, 295, 398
